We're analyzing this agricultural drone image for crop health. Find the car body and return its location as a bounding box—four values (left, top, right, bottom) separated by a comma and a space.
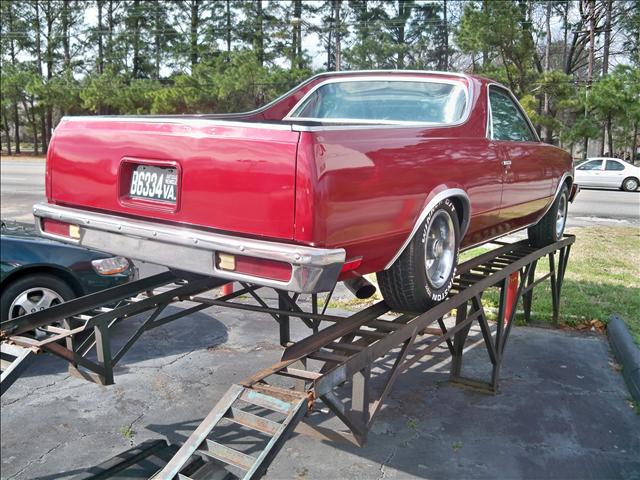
32, 70, 575, 310
574, 157, 640, 191
0, 220, 136, 320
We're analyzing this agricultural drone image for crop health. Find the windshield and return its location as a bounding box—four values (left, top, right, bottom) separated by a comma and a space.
288, 79, 467, 124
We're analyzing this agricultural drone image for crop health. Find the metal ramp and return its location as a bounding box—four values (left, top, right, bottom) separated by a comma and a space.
0, 341, 38, 395
2, 235, 576, 479
1, 271, 228, 395
158, 384, 309, 480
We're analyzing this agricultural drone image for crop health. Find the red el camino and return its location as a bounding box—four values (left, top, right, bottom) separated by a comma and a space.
33, 71, 577, 312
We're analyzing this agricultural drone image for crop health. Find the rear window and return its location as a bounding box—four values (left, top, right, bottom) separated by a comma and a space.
287, 79, 467, 124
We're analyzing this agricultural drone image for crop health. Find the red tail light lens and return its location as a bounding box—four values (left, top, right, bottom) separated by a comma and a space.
41, 218, 80, 239
215, 253, 292, 282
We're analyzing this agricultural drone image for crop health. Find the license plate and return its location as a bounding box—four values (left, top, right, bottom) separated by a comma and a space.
129, 165, 178, 203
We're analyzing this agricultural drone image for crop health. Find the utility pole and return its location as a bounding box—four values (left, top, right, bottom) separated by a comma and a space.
543, 0, 551, 143
584, 0, 596, 160
601, 0, 613, 155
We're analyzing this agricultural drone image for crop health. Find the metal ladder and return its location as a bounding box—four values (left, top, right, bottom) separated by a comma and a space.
0, 342, 38, 395
158, 384, 309, 480
0, 272, 228, 395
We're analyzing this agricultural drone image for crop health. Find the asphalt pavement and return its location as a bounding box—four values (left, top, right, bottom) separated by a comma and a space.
1, 159, 638, 226
1, 301, 639, 479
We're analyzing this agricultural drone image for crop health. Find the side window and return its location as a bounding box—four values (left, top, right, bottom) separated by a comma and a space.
577, 160, 603, 170
605, 160, 625, 171
489, 88, 536, 142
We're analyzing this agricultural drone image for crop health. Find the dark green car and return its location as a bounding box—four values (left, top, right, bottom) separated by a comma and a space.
1, 220, 136, 321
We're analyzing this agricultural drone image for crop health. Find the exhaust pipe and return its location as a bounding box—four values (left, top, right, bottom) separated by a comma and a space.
344, 276, 377, 299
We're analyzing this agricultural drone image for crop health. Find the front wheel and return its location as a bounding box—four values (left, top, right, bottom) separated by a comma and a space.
528, 184, 569, 248
377, 199, 460, 312
0, 274, 75, 321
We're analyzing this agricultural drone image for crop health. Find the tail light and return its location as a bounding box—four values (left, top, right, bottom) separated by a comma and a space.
215, 253, 292, 282
41, 218, 80, 239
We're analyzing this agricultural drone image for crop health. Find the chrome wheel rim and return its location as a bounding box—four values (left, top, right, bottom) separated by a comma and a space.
625, 179, 638, 191
424, 210, 456, 289
556, 192, 568, 239
8, 287, 64, 320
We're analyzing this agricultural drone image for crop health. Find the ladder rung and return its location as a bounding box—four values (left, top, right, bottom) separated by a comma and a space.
365, 319, 403, 331
1, 358, 12, 371
94, 307, 114, 313
1, 342, 26, 357
225, 407, 280, 435
39, 325, 71, 334
276, 367, 321, 382
239, 389, 294, 415
200, 439, 256, 471
325, 342, 365, 353
307, 350, 350, 363
355, 328, 386, 339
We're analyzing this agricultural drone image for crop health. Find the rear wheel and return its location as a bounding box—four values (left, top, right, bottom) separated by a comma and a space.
377, 199, 460, 312
622, 177, 639, 192
528, 184, 568, 248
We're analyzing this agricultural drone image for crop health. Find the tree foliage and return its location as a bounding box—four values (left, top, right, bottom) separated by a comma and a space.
0, 0, 638, 160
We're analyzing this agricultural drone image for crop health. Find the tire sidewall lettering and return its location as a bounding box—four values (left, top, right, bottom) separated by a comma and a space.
420, 199, 459, 302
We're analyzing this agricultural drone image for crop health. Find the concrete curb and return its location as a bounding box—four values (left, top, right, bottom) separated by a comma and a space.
607, 315, 640, 403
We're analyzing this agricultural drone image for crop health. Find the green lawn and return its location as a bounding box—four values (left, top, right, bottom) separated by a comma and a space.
333, 226, 640, 345
471, 226, 640, 344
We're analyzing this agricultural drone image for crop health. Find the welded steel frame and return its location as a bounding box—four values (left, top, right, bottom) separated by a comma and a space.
1, 272, 229, 389
2, 235, 574, 454
221, 235, 576, 446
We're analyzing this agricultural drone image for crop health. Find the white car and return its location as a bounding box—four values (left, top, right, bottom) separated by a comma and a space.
574, 157, 640, 192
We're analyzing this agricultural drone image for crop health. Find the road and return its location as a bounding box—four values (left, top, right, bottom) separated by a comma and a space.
2, 159, 638, 226
1, 160, 46, 222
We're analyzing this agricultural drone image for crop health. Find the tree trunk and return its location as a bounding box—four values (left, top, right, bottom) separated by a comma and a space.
291, 0, 302, 69
2, 109, 12, 155
295, 0, 302, 67
606, 115, 613, 156
442, 0, 448, 71
12, 102, 20, 155
632, 121, 638, 165
255, 0, 264, 67
190, 0, 200, 68
22, 97, 39, 155
132, 0, 142, 77
97, 0, 104, 74
154, 3, 161, 79
585, 0, 596, 159
333, 0, 341, 71
562, 1, 569, 72
62, 0, 71, 70
601, 0, 612, 154
482, 0, 488, 69
46, 0, 53, 143
30, 98, 38, 155
226, 0, 231, 53
107, 0, 114, 65
33, 0, 48, 149
543, 0, 552, 143
397, 0, 406, 69
7, 2, 21, 153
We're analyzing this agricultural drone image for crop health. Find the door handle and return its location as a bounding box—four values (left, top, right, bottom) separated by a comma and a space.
502, 160, 512, 166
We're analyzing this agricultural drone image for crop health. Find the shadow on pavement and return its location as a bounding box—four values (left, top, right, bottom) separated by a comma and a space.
14, 305, 229, 379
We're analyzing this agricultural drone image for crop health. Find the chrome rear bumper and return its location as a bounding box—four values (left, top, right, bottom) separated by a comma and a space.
33, 203, 345, 293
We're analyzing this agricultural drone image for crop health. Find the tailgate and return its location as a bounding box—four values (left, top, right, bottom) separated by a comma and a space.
47, 117, 299, 240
